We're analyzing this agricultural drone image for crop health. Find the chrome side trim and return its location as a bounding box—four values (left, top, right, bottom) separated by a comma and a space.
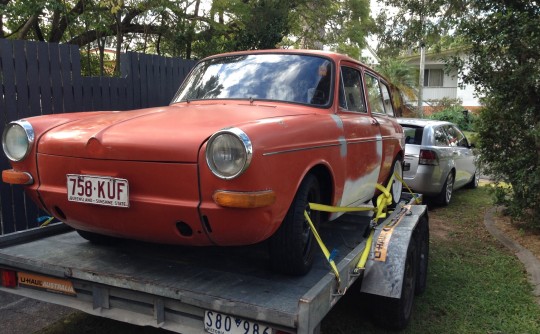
264, 137, 387, 156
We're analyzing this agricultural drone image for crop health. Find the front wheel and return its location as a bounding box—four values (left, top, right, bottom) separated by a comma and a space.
269, 174, 321, 276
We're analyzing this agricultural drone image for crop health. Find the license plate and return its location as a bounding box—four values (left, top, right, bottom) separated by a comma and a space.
67, 174, 129, 208
204, 311, 274, 334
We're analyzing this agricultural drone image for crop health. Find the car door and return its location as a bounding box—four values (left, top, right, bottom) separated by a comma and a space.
443, 125, 475, 188
336, 64, 382, 206
364, 72, 401, 183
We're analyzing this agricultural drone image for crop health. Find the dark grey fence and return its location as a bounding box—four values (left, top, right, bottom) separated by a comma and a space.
0, 38, 195, 234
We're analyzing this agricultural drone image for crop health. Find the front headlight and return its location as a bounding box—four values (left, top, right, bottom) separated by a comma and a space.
2, 120, 34, 162
206, 128, 252, 179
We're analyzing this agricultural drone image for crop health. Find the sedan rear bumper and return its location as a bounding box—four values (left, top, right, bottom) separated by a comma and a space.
403, 165, 446, 196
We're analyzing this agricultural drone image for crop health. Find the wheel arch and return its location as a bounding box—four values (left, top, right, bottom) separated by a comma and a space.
306, 164, 334, 221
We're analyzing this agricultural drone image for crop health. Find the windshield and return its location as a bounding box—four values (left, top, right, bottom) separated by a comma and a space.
171, 54, 333, 106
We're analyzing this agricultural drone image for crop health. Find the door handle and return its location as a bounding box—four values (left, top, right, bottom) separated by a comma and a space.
370, 119, 380, 126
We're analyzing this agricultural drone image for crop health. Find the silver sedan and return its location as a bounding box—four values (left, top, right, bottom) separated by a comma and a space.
398, 118, 478, 205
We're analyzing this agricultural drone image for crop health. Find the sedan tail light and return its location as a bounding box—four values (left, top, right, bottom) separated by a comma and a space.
419, 149, 439, 165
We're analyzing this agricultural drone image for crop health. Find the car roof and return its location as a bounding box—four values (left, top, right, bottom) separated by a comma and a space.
397, 118, 454, 128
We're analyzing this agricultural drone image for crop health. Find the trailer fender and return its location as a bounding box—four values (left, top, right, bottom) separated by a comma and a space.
360, 204, 428, 298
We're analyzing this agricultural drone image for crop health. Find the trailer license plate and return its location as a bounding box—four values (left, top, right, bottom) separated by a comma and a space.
204, 311, 274, 334
67, 174, 129, 208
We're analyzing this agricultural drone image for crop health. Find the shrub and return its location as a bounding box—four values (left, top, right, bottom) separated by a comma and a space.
428, 105, 478, 131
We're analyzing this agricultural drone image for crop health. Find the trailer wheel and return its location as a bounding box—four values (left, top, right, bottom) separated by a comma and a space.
76, 230, 120, 245
367, 237, 417, 330
415, 213, 429, 295
270, 174, 320, 276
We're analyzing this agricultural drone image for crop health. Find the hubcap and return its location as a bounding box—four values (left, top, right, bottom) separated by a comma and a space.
446, 174, 454, 203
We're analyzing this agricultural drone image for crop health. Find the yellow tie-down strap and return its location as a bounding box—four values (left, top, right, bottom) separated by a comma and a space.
304, 171, 420, 289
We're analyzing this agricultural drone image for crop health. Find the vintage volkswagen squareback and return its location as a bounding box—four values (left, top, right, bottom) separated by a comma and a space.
2, 50, 404, 275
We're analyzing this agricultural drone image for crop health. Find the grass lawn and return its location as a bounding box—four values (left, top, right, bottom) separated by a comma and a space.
321, 185, 540, 333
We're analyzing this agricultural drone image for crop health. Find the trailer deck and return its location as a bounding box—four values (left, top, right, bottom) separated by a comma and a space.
0, 196, 427, 334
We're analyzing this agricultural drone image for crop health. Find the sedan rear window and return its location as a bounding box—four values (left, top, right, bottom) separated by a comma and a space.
402, 126, 423, 145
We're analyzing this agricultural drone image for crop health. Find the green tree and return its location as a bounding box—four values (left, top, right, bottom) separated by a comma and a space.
286, 0, 375, 59
374, 0, 467, 57
456, 0, 540, 226
375, 58, 418, 101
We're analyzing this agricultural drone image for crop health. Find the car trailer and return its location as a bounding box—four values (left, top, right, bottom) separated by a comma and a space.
0, 193, 428, 334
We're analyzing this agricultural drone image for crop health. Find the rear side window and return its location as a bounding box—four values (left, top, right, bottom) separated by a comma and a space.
380, 83, 395, 116
434, 126, 449, 146
365, 74, 386, 114
339, 66, 366, 112
403, 126, 423, 145
445, 125, 469, 147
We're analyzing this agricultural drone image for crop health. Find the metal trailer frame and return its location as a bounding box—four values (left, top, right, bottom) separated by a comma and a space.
0, 195, 427, 334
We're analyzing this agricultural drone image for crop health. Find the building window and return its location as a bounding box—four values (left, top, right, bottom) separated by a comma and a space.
424, 69, 444, 87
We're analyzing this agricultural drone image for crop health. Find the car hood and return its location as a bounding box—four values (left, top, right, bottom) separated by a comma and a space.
38, 102, 316, 162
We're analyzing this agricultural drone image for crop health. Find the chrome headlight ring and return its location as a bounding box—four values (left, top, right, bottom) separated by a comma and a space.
206, 128, 253, 180
2, 120, 35, 162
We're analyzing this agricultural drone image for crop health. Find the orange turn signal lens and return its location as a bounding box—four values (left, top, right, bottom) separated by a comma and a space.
2, 169, 33, 185
213, 190, 276, 208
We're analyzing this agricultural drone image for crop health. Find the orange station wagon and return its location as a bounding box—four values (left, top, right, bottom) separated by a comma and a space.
2, 50, 405, 275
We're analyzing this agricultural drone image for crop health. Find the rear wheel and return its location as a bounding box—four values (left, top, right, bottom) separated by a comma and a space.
270, 174, 321, 276
466, 169, 480, 189
373, 158, 403, 208
436, 172, 454, 206
390, 159, 404, 206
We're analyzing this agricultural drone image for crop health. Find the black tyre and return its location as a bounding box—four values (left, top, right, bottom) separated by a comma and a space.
414, 213, 429, 295
76, 229, 120, 245
270, 174, 321, 276
466, 168, 480, 189
367, 237, 418, 330
436, 171, 454, 206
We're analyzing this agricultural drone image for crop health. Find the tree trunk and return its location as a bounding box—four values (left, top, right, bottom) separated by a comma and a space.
186, 0, 201, 59
17, 13, 40, 40
114, 11, 122, 76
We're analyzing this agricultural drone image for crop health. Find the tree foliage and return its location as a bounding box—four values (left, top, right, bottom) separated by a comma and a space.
374, 0, 468, 57
375, 58, 418, 101
1, 0, 375, 62
455, 0, 540, 226
286, 0, 374, 59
